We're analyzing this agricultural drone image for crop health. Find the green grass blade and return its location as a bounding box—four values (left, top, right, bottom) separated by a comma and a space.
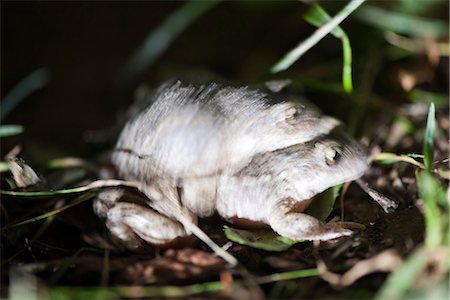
423, 103, 435, 172
355, 5, 448, 38
416, 171, 448, 249
303, 3, 353, 93
120, 0, 220, 82
271, 0, 365, 73
47, 268, 319, 299
1, 193, 95, 231
341, 35, 353, 93
253, 268, 320, 284
1, 68, 50, 120
394, 0, 444, 14
0, 125, 24, 137
0, 179, 139, 197
303, 4, 345, 38
409, 89, 449, 109
0, 162, 9, 172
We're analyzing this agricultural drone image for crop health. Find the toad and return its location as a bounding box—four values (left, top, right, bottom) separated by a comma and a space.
94, 81, 368, 252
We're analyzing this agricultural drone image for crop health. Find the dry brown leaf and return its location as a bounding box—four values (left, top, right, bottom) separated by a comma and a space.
119, 248, 225, 285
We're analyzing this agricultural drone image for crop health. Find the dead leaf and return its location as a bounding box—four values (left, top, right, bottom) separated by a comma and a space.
119, 248, 225, 285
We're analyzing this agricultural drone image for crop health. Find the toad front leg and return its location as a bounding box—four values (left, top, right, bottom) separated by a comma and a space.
268, 197, 352, 241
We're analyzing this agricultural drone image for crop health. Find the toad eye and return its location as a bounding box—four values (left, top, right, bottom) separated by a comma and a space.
324, 146, 341, 165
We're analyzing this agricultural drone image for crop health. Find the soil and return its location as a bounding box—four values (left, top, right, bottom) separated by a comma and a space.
1, 1, 448, 299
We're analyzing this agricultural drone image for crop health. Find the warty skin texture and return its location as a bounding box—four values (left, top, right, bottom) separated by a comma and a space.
112, 80, 341, 180
94, 81, 368, 250
215, 130, 368, 241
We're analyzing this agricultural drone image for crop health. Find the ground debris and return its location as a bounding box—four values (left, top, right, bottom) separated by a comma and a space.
117, 248, 226, 285
317, 249, 403, 287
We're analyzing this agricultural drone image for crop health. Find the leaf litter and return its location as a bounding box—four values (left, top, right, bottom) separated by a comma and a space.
1, 1, 449, 299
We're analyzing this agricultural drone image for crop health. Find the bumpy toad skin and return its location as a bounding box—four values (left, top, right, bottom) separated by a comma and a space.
112, 80, 340, 181
95, 129, 368, 250
94, 188, 191, 249
94, 81, 368, 251
215, 130, 368, 240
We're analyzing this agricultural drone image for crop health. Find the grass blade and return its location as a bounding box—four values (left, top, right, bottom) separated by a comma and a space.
416, 171, 448, 249
271, 0, 365, 73
303, 3, 353, 93
1, 68, 50, 120
423, 103, 435, 172
0, 179, 139, 197
0, 125, 24, 137
303, 4, 345, 38
355, 5, 448, 38
120, 0, 220, 83
47, 268, 319, 299
341, 35, 353, 93
409, 89, 449, 109
1, 193, 95, 231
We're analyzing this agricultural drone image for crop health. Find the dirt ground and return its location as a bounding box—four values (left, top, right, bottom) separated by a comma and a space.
1, 1, 449, 299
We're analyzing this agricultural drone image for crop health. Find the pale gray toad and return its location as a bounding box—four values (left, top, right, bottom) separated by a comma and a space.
94, 81, 368, 251
112, 80, 340, 180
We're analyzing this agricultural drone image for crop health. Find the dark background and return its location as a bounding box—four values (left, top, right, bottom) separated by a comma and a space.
1, 2, 357, 156
1, 2, 449, 297
1, 1, 448, 159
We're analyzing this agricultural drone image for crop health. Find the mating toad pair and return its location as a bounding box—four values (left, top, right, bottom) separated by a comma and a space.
94, 80, 368, 251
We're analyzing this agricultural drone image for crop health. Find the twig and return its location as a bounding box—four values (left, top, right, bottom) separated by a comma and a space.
356, 179, 398, 213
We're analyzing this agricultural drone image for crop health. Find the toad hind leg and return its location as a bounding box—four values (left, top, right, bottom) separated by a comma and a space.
106, 202, 189, 251
268, 197, 352, 241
